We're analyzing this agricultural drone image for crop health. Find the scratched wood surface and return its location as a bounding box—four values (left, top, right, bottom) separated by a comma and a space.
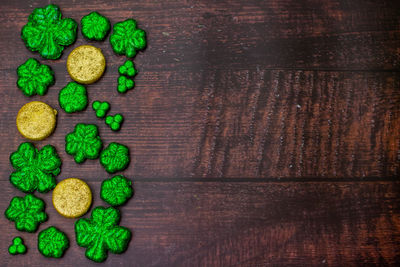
0, 0, 399, 266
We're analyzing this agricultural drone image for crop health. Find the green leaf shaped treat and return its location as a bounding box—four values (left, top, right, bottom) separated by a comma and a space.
59, 82, 88, 113
21, 4, 77, 59
110, 19, 147, 58
105, 114, 124, 131
117, 75, 134, 93
100, 142, 130, 173
9, 237, 27, 255
75, 206, 131, 262
92, 101, 110, 118
118, 60, 137, 77
65, 123, 103, 163
81, 12, 111, 41
17, 58, 55, 97
100, 175, 133, 206
38, 226, 69, 258
5, 194, 47, 233
10, 142, 61, 193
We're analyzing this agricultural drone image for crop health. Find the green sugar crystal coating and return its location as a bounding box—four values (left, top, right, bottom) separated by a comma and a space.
65, 123, 103, 164
117, 75, 134, 93
81, 12, 111, 41
59, 82, 88, 113
118, 60, 137, 77
9, 237, 27, 255
21, 4, 77, 59
17, 58, 55, 97
105, 114, 124, 131
38, 226, 69, 258
100, 175, 133, 206
10, 142, 61, 193
75, 206, 131, 262
92, 101, 110, 118
110, 19, 147, 58
100, 142, 130, 173
5, 194, 47, 233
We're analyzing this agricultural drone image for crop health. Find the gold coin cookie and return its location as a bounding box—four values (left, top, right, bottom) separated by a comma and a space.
16, 101, 57, 141
52, 178, 92, 218
67, 45, 106, 84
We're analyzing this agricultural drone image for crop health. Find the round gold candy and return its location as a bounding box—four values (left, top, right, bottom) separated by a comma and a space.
16, 101, 57, 141
67, 45, 106, 84
52, 178, 92, 218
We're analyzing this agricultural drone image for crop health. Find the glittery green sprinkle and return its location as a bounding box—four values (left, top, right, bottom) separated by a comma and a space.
9, 142, 61, 193
105, 114, 124, 131
16, 58, 55, 97
59, 82, 88, 113
110, 19, 147, 58
100, 142, 130, 173
92, 101, 110, 118
100, 175, 133, 206
118, 60, 137, 77
117, 75, 134, 93
21, 4, 77, 59
65, 123, 103, 164
38, 226, 69, 258
4, 194, 47, 233
9, 237, 27, 255
75, 206, 131, 262
81, 11, 111, 41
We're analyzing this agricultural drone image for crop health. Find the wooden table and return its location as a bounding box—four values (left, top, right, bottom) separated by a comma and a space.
1, 0, 399, 266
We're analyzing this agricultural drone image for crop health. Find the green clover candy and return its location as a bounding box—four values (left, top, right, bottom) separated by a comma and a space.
105, 114, 124, 131
65, 123, 103, 164
5, 194, 47, 233
100, 142, 130, 173
17, 58, 55, 97
21, 4, 77, 59
110, 19, 147, 58
10, 142, 61, 193
59, 82, 88, 113
92, 101, 110, 118
101, 175, 133, 206
81, 12, 111, 41
118, 60, 137, 77
117, 76, 134, 93
75, 206, 131, 262
9, 237, 27, 255
38, 226, 69, 258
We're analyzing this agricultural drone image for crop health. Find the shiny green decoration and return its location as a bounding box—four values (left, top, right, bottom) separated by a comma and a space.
92, 101, 110, 118
16, 58, 55, 97
38, 226, 69, 258
100, 142, 130, 173
117, 76, 134, 93
4, 194, 47, 233
81, 12, 111, 41
65, 123, 103, 164
21, 4, 77, 59
9, 237, 27, 255
118, 60, 137, 77
10, 142, 61, 193
75, 206, 131, 262
105, 114, 124, 131
100, 175, 133, 206
59, 82, 88, 113
109, 19, 147, 58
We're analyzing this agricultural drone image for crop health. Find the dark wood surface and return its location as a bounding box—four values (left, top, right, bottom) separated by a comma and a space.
0, 0, 399, 266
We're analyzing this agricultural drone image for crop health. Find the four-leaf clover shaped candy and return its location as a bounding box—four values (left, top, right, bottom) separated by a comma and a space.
75, 206, 131, 262
21, 4, 78, 59
118, 60, 137, 77
8, 237, 27, 255
100, 142, 130, 173
59, 82, 88, 113
117, 75, 135, 93
92, 101, 110, 118
101, 175, 133, 206
110, 19, 147, 58
38, 226, 69, 258
81, 12, 111, 41
105, 114, 124, 131
17, 58, 55, 97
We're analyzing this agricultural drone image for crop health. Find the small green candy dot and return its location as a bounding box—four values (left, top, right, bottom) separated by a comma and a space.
117, 76, 135, 93
9, 245, 17, 255
9, 237, 27, 255
92, 101, 110, 118
105, 114, 124, 131
118, 60, 137, 77
17, 244, 27, 254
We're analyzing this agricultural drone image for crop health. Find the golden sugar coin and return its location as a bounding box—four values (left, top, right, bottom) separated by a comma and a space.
67, 45, 106, 84
16, 101, 57, 141
52, 178, 92, 218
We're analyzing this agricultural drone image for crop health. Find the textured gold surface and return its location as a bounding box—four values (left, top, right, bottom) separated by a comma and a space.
16, 101, 57, 141
52, 178, 92, 218
67, 45, 106, 84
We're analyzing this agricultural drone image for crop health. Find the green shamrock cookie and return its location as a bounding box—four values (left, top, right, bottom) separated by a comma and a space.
100, 142, 130, 173
10, 142, 61, 193
65, 123, 103, 163
101, 175, 133, 206
17, 58, 55, 97
59, 82, 88, 113
110, 19, 147, 58
117, 76, 134, 93
105, 114, 124, 131
38, 226, 69, 258
118, 60, 137, 77
9, 237, 27, 255
21, 4, 77, 59
92, 101, 110, 118
75, 206, 131, 262
81, 12, 111, 41
5, 194, 47, 233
